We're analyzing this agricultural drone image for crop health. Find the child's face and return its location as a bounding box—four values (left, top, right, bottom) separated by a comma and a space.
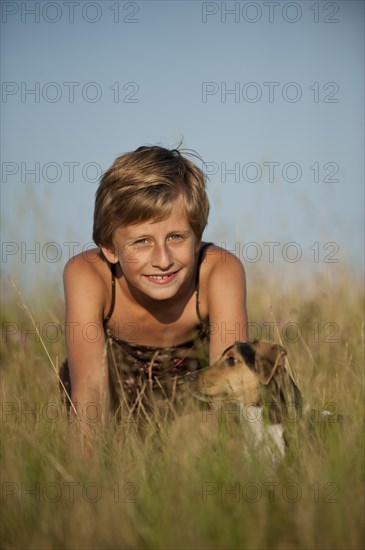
102, 198, 200, 301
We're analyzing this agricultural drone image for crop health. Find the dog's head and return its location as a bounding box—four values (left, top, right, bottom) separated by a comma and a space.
194, 341, 303, 423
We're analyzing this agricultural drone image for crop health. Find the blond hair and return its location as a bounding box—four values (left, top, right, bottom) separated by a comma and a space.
93, 145, 210, 250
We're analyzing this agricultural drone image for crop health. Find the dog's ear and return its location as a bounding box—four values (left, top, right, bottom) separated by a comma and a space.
250, 342, 287, 385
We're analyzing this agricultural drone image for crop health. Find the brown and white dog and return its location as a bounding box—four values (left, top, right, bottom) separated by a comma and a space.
191, 340, 339, 464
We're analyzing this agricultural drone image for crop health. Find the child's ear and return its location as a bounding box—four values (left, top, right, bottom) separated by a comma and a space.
100, 246, 119, 264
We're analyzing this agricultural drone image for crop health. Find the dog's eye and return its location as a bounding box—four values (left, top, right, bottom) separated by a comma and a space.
226, 356, 237, 367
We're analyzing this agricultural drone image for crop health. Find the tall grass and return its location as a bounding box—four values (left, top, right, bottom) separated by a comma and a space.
1, 266, 364, 550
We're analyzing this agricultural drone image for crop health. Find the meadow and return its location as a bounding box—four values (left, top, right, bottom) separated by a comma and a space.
1, 263, 364, 550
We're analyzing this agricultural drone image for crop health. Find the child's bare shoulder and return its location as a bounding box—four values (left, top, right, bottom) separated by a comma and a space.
204, 244, 244, 273
64, 247, 107, 278
202, 243, 246, 291
63, 248, 111, 310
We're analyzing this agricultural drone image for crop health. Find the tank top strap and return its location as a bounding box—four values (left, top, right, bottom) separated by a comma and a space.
195, 242, 214, 324
103, 262, 117, 328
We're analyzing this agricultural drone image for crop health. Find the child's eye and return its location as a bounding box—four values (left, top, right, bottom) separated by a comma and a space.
168, 234, 183, 241
133, 239, 149, 247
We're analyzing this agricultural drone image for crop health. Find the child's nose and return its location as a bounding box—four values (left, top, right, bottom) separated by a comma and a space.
151, 243, 173, 269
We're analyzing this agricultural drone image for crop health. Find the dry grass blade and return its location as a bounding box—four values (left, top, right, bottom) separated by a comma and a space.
8, 276, 79, 418
11, 422, 77, 483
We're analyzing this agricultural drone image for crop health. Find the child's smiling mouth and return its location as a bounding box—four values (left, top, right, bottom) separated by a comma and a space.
143, 270, 179, 285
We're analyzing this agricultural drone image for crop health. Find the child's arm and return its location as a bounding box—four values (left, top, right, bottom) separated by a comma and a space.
63, 252, 110, 441
206, 248, 248, 364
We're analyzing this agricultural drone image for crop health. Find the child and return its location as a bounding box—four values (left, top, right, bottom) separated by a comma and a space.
60, 145, 248, 428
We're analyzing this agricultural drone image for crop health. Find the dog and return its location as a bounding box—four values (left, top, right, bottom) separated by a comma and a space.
191, 340, 342, 464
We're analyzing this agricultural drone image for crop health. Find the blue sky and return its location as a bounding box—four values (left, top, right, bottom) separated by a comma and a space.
1, 0, 364, 294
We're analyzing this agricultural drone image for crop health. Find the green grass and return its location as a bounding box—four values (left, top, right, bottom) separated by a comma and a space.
1, 267, 364, 550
